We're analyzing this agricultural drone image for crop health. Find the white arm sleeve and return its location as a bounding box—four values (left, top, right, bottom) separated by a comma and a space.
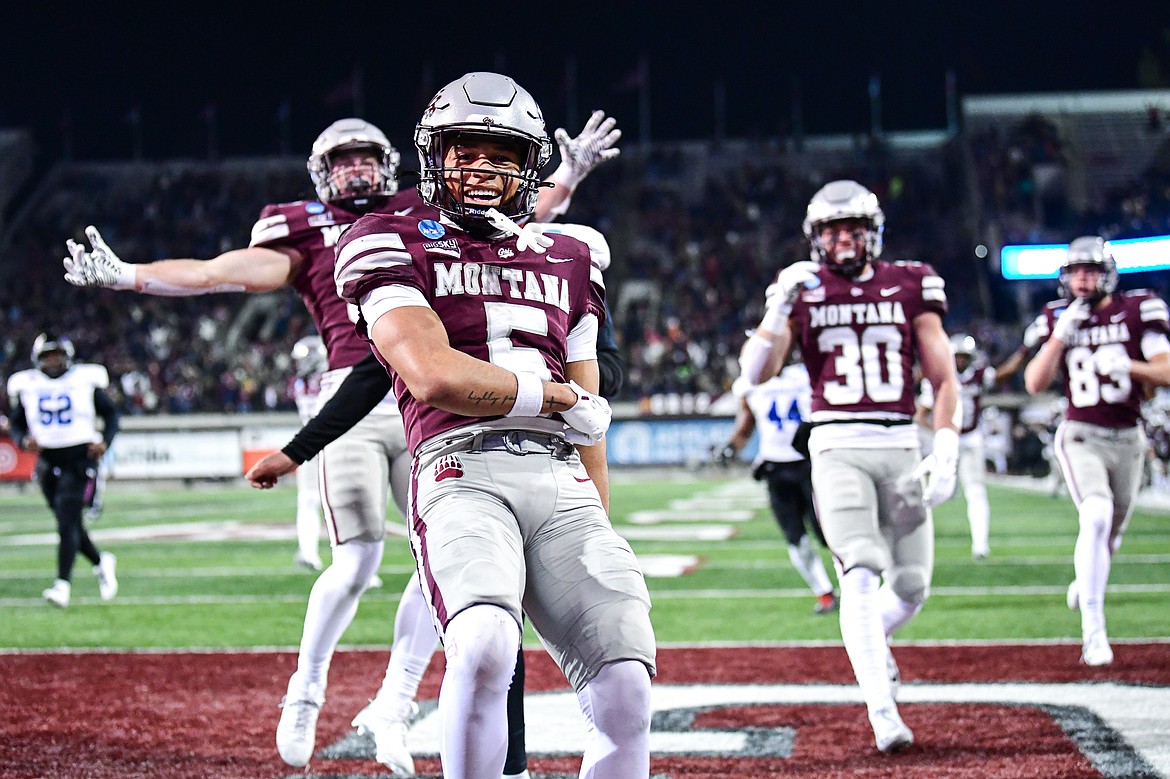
738, 334, 775, 386
1142, 331, 1170, 360
359, 285, 430, 332
566, 313, 599, 362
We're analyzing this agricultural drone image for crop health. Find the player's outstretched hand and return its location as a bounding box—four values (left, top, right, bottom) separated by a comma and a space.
559, 380, 611, 445
553, 110, 622, 190
246, 451, 298, 489
64, 226, 136, 289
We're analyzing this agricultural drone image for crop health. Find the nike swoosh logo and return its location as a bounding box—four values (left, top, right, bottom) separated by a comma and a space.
880, 286, 902, 297
574, 476, 591, 483
393, 207, 415, 216
1111, 312, 1126, 323
547, 256, 574, 263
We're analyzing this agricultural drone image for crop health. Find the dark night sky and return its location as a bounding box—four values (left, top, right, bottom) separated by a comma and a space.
4, 2, 1168, 162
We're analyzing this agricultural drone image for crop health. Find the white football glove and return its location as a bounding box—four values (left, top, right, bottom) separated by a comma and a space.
63, 226, 136, 290
485, 208, 554, 254
559, 380, 611, 445
552, 110, 622, 191
1021, 314, 1046, 349
760, 261, 820, 331
1051, 298, 1091, 344
1094, 347, 1132, 378
911, 427, 959, 507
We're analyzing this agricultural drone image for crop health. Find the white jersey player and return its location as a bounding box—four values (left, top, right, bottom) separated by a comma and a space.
722, 363, 837, 613
7, 334, 120, 608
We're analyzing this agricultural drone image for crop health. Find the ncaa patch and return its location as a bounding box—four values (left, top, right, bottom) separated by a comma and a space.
305, 202, 326, 214
434, 454, 463, 482
424, 239, 461, 258
419, 220, 446, 240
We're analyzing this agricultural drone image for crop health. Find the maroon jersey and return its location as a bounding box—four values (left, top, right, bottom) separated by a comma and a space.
248, 188, 433, 370
1031, 290, 1170, 428
920, 359, 992, 434
335, 214, 605, 452
789, 260, 948, 420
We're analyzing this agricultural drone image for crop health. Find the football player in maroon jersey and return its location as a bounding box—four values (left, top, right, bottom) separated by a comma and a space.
335, 71, 655, 779
61, 107, 623, 774
739, 180, 961, 754
1023, 236, 1170, 667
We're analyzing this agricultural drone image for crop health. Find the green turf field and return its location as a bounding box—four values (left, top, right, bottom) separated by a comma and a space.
1, 473, 1168, 650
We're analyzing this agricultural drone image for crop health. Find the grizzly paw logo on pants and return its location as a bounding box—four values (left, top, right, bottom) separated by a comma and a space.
435, 454, 464, 482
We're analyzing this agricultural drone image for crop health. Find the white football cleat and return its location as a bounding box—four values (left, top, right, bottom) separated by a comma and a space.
276, 675, 324, 767
43, 579, 71, 609
1066, 580, 1080, 611
1081, 630, 1114, 667
352, 698, 417, 775
95, 552, 118, 601
869, 705, 914, 753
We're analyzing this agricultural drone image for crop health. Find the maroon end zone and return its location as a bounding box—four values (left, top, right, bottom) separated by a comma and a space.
1, 643, 1166, 778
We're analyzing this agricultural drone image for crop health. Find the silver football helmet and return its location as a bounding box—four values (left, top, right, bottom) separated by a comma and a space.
802, 180, 885, 277
290, 335, 327, 379
32, 332, 75, 377
307, 118, 400, 205
1058, 235, 1118, 302
949, 333, 978, 371
414, 72, 553, 231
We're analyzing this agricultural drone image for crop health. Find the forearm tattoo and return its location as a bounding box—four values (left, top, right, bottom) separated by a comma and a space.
466, 389, 517, 408
544, 394, 571, 410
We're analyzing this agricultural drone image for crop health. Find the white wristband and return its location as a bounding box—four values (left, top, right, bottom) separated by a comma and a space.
760, 302, 790, 333
115, 264, 137, 290
506, 371, 545, 418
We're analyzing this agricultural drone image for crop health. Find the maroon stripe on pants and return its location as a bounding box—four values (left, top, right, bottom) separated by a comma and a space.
410, 456, 448, 628
318, 453, 341, 544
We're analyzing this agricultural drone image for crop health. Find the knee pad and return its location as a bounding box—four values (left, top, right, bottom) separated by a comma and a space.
838, 539, 888, 576
444, 605, 520, 692
886, 565, 930, 605
1078, 494, 1113, 537
579, 660, 652, 741
330, 539, 384, 595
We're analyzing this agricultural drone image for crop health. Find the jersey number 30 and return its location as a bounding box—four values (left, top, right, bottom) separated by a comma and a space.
819, 325, 904, 405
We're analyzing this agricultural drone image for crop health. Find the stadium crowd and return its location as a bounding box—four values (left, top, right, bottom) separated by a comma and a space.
2, 111, 1169, 443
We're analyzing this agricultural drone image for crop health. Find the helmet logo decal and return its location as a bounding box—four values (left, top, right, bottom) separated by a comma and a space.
419, 220, 446, 240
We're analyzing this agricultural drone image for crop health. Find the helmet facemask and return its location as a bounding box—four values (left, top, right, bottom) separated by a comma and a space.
809, 217, 878, 278
32, 334, 75, 378
417, 128, 546, 235
307, 119, 400, 210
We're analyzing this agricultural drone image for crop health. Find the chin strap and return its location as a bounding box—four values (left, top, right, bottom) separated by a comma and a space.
484, 208, 554, 254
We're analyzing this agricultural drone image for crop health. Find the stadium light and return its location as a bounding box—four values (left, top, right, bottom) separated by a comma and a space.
1001, 235, 1170, 279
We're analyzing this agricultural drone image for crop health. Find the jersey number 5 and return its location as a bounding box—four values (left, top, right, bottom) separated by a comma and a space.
484, 302, 552, 380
